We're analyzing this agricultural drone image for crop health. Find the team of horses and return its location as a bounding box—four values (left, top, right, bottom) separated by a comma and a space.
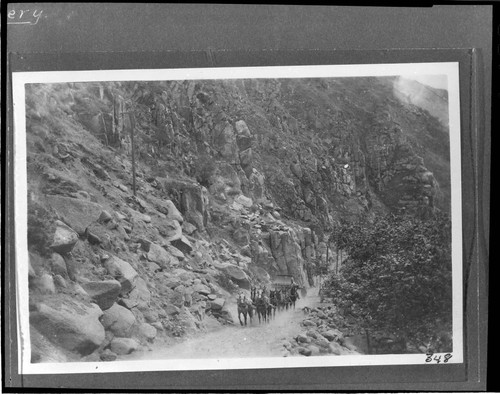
237, 285, 300, 326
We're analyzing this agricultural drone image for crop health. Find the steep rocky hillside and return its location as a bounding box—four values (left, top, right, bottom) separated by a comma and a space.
393, 77, 449, 129
24, 76, 449, 362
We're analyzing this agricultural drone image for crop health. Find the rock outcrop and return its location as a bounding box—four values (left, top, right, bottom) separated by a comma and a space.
24, 75, 449, 362
30, 298, 105, 356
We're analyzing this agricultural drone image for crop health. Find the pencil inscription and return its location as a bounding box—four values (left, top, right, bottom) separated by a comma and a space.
7, 9, 43, 25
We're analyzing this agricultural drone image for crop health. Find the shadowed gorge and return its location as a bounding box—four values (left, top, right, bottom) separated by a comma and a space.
24, 75, 451, 362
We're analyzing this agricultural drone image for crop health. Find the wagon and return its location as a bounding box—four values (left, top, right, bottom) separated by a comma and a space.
271, 274, 307, 297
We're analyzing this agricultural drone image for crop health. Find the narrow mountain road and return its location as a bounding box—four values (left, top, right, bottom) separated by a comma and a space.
128, 289, 320, 360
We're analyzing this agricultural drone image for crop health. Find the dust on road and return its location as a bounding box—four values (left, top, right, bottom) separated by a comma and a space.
130, 289, 319, 360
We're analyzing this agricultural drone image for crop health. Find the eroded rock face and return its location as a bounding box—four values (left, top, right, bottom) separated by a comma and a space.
269, 227, 307, 286
159, 178, 209, 231
30, 298, 105, 356
213, 122, 239, 164
209, 162, 242, 199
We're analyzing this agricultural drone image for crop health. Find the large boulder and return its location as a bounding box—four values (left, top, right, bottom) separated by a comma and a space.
101, 303, 136, 338
28, 257, 37, 280
239, 148, 253, 175
50, 220, 79, 255
158, 178, 208, 231
210, 298, 225, 311
163, 275, 182, 289
269, 228, 307, 286
100, 348, 117, 361
165, 244, 186, 261
170, 236, 193, 254
312, 334, 330, 348
181, 185, 209, 231
302, 319, 317, 327
235, 120, 253, 151
81, 280, 121, 310
125, 277, 151, 310
137, 323, 157, 341
328, 341, 347, 355
85, 222, 109, 246
30, 325, 71, 363
296, 333, 310, 344
222, 265, 251, 289
233, 228, 250, 246
235, 194, 253, 208
34, 274, 56, 294
247, 169, 266, 202
104, 255, 138, 295
209, 162, 242, 198
181, 221, 197, 235
161, 219, 182, 242
147, 243, 174, 268
30, 298, 105, 356
46, 195, 103, 235
213, 121, 239, 164
163, 200, 184, 223
50, 253, 68, 277
308, 345, 321, 356
185, 210, 205, 233
110, 337, 139, 355
322, 328, 344, 342
127, 208, 152, 224
298, 347, 312, 356
193, 283, 211, 296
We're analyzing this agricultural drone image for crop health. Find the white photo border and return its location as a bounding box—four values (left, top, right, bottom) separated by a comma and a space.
12, 62, 463, 375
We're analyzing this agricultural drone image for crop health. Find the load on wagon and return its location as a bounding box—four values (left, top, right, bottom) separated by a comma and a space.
271, 274, 307, 298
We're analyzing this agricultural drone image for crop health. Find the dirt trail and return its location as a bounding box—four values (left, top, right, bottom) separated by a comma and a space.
129, 289, 320, 360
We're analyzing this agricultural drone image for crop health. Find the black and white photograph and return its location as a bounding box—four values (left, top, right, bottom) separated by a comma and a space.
12, 63, 463, 374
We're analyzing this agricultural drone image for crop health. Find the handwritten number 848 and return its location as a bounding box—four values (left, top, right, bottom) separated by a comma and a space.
426, 353, 452, 363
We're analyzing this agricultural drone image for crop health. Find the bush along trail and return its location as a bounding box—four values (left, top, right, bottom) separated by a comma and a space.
25, 78, 452, 363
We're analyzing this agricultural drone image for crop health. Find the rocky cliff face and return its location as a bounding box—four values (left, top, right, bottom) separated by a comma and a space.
24, 76, 449, 361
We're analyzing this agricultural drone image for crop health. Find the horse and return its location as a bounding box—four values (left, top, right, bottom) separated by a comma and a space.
277, 289, 287, 311
250, 286, 258, 303
266, 301, 276, 320
255, 293, 269, 324
246, 300, 255, 324
269, 290, 278, 319
237, 295, 252, 326
280, 287, 292, 310
289, 285, 300, 309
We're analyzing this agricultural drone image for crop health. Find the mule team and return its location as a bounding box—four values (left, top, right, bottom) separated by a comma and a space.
237, 281, 300, 326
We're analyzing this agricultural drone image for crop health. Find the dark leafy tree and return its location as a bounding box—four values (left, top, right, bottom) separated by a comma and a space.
324, 212, 452, 352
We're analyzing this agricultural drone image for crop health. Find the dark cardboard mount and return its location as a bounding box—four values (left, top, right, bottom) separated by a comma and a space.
3, 47, 488, 391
